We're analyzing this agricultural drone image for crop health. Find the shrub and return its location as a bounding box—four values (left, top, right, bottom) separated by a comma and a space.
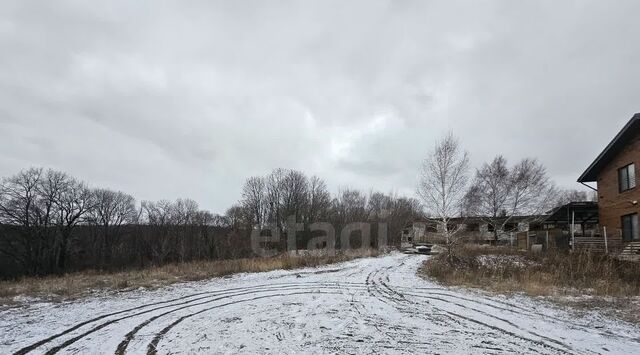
422, 245, 640, 296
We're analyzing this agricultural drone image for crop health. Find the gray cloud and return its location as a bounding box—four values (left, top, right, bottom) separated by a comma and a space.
1, 0, 639, 212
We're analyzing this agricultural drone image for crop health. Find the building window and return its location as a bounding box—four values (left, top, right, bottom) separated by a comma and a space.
618, 163, 636, 192
621, 213, 639, 241
466, 223, 479, 232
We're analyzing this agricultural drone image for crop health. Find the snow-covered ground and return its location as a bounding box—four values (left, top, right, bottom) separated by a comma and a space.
1, 253, 639, 354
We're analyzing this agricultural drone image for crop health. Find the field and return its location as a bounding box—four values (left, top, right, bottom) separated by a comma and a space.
2, 253, 639, 354
0, 250, 380, 303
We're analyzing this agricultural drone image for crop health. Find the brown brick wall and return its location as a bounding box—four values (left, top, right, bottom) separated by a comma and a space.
596, 131, 640, 234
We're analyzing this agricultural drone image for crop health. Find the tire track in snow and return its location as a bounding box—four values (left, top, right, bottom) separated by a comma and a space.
114, 284, 367, 355
14, 281, 364, 355
399, 286, 535, 312
403, 287, 640, 343
373, 263, 577, 355
363, 265, 449, 351
51, 284, 363, 355
9, 253, 633, 354
361, 257, 568, 354
393, 287, 575, 354
393, 258, 640, 346
145, 291, 343, 355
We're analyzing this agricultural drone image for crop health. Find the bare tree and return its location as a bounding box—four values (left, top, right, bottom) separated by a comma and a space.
463, 156, 510, 230
367, 192, 392, 220
173, 198, 196, 261
326, 188, 369, 249
331, 188, 368, 224
306, 176, 330, 224
0, 168, 48, 273
264, 168, 287, 228
173, 198, 200, 225
209, 213, 231, 228
241, 176, 266, 227
387, 196, 423, 247
225, 204, 248, 230
465, 156, 557, 242
141, 200, 173, 225
417, 133, 470, 257
555, 188, 597, 207
55, 177, 94, 270
90, 189, 137, 265
140, 200, 176, 264
0, 168, 94, 273
280, 170, 308, 224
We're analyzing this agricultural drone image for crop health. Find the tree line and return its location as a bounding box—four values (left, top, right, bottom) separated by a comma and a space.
231, 168, 423, 251
1, 134, 585, 276
0, 167, 423, 278
0, 168, 247, 277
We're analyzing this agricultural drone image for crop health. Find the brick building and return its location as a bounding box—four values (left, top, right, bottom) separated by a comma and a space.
578, 113, 640, 241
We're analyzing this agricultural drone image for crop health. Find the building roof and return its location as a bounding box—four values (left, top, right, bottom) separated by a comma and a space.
408, 215, 546, 226
544, 201, 598, 224
578, 113, 640, 183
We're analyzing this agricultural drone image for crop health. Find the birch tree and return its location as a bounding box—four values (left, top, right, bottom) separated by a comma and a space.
417, 133, 470, 258
465, 156, 557, 242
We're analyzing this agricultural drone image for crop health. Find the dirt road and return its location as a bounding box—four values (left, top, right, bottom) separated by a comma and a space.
1, 253, 638, 354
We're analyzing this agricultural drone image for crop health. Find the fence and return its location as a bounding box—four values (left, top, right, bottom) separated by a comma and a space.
570, 226, 628, 254
410, 226, 639, 259
510, 226, 636, 257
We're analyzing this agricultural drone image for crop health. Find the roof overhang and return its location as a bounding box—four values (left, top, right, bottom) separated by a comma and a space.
578, 113, 640, 183
544, 202, 599, 224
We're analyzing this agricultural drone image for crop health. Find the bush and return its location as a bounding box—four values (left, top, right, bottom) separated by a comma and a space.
421, 245, 640, 296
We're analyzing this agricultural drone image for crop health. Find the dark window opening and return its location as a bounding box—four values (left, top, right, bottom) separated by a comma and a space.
622, 213, 639, 241
466, 223, 479, 232
618, 163, 636, 192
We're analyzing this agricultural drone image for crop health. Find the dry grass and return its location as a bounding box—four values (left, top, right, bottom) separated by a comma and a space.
0, 249, 380, 303
421, 244, 640, 297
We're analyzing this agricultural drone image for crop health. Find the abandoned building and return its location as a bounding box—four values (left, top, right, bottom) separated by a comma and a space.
400, 216, 544, 248
400, 202, 600, 251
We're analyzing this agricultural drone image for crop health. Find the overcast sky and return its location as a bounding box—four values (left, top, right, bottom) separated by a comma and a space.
1, 1, 639, 213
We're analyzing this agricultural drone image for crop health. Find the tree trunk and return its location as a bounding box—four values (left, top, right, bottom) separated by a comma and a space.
56, 228, 71, 272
